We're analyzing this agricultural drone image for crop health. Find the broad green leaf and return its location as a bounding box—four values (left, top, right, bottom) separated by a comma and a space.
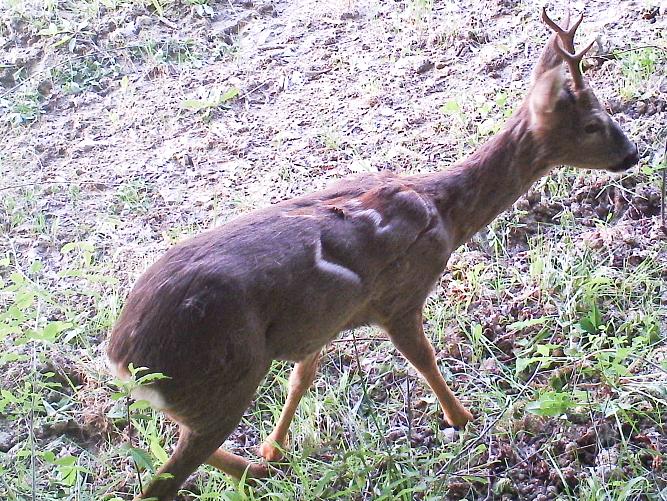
149, 436, 169, 464
121, 444, 154, 472
515, 357, 535, 374
220, 87, 239, 102
580, 317, 597, 334
526, 391, 576, 417
129, 399, 152, 411
441, 100, 461, 114
27, 321, 72, 343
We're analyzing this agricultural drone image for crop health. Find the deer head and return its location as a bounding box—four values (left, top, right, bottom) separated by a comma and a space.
528, 8, 638, 172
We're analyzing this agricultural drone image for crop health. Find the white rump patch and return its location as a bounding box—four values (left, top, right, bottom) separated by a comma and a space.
107, 358, 168, 410
314, 239, 361, 284
131, 385, 168, 410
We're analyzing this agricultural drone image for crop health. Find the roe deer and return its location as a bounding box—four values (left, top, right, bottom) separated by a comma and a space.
108, 9, 638, 500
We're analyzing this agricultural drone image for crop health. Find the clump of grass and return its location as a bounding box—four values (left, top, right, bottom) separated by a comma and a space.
616, 47, 666, 99
0, 90, 43, 125
112, 180, 153, 215
51, 56, 120, 94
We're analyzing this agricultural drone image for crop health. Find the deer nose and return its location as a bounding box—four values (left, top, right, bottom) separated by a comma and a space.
625, 143, 639, 167
609, 144, 639, 172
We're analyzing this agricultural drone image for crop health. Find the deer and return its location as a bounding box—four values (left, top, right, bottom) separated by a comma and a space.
107, 8, 638, 500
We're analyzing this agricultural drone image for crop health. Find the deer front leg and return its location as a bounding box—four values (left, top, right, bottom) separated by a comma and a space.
259, 351, 320, 461
385, 311, 473, 428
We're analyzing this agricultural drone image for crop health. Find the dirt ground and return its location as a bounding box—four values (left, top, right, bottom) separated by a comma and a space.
1, 0, 666, 500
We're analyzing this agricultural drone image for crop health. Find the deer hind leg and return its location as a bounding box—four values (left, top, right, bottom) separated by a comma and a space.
206, 447, 269, 479
136, 356, 271, 499
136, 426, 226, 501
259, 351, 321, 461
384, 311, 473, 428
135, 426, 268, 501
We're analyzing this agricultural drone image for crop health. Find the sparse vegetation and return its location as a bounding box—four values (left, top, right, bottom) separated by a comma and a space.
1, 1, 665, 500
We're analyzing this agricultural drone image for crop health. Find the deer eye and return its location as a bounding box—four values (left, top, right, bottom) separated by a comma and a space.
584, 123, 602, 134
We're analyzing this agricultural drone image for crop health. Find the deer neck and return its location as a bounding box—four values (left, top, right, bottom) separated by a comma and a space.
416, 108, 553, 249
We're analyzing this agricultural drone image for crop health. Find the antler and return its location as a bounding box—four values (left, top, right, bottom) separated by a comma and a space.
541, 7, 594, 90
541, 7, 581, 52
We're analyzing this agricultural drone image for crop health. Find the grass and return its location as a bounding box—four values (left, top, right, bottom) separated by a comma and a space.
616, 47, 667, 100
0, 0, 232, 129
0, 90, 43, 125
1, 0, 666, 500
1, 178, 664, 499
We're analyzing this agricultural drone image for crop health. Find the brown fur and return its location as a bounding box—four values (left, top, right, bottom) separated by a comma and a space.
107, 9, 638, 500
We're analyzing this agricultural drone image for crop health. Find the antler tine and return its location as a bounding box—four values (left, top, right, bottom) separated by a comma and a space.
542, 7, 582, 53
553, 38, 596, 90
561, 14, 584, 52
564, 7, 571, 31
541, 7, 565, 34
567, 14, 584, 36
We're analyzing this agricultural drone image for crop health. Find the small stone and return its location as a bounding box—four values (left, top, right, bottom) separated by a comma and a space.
119, 21, 137, 37
386, 430, 402, 442
0, 66, 15, 87
340, 11, 361, 21
211, 14, 252, 43
442, 427, 459, 443
595, 446, 622, 481
606, 98, 623, 114
635, 101, 647, 115
257, 4, 275, 15
378, 106, 395, 117
136, 15, 152, 28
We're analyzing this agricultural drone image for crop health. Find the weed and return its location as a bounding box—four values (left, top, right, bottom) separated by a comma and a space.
184, 0, 214, 17
113, 180, 152, 215
616, 47, 666, 99
181, 87, 239, 119
52, 56, 120, 94
138, 38, 202, 66
0, 90, 43, 125
318, 128, 342, 150
405, 0, 433, 24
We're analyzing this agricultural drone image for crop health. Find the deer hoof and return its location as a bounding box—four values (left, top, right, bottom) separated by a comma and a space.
258, 441, 284, 462
247, 462, 271, 479
445, 408, 474, 429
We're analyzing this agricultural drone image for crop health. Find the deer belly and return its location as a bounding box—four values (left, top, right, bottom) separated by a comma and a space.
264, 280, 369, 362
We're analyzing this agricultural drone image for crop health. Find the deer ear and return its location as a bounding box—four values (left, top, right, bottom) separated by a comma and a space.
532, 34, 564, 79
529, 66, 567, 125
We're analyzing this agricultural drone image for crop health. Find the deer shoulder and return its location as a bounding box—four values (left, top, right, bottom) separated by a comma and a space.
281, 176, 442, 266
